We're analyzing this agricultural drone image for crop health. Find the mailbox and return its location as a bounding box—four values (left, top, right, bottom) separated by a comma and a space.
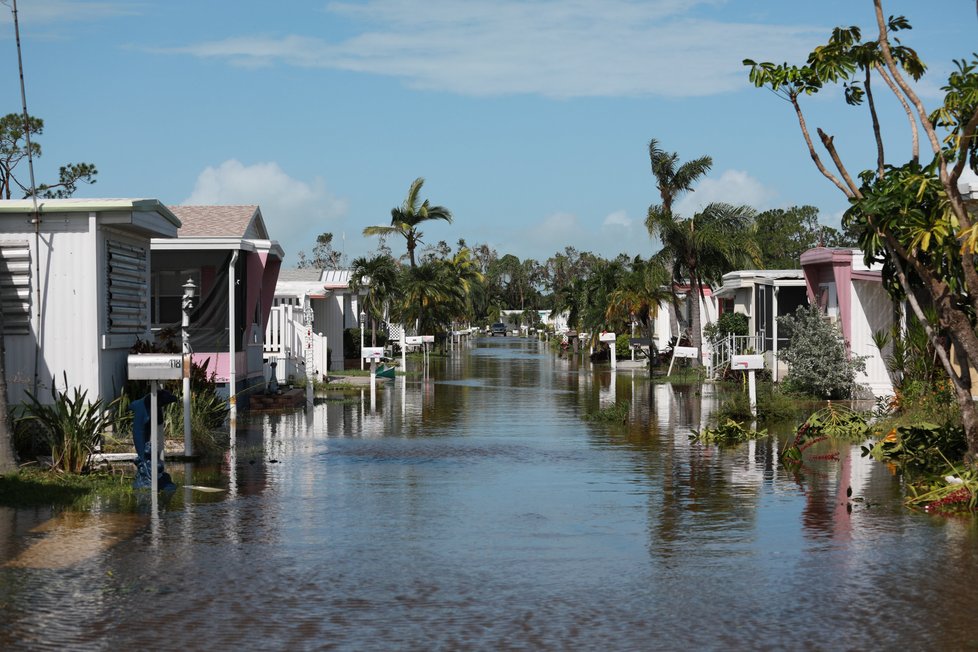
599, 331, 616, 343
629, 338, 652, 348
731, 354, 765, 370
362, 347, 385, 361
128, 354, 184, 380
404, 336, 423, 346
672, 346, 698, 359
421, 335, 435, 343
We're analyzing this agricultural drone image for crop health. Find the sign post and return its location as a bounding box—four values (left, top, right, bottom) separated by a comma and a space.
362, 346, 385, 409
731, 354, 765, 417
668, 346, 698, 376
599, 331, 617, 370
128, 354, 183, 495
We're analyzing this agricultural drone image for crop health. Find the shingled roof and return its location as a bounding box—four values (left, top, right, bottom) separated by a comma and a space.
168, 205, 268, 239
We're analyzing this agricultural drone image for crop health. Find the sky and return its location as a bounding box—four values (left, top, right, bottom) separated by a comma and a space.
1, 0, 976, 268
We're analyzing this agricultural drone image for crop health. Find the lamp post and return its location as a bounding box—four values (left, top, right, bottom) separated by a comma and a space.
181, 278, 196, 457
360, 310, 367, 370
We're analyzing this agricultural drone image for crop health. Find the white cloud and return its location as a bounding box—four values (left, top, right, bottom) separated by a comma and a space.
161, 0, 821, 98
183, 159, 348, 264
673, 169, 777, 215
602, 210, 632, 229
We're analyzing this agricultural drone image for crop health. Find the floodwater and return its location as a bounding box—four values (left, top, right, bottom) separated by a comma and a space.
2, 337, 978, 650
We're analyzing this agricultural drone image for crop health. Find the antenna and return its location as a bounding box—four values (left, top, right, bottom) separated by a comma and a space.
7, 0, 42, 397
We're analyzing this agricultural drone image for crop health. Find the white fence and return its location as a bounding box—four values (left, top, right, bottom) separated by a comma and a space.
264, 304, 328, 383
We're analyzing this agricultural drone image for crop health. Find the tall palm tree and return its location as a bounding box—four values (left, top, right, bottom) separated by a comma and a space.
363, 177, 453, 268
648, 202, 760, 364
350, 254, 400, 346
647, 139, 713, 341
396, 261, 456, 335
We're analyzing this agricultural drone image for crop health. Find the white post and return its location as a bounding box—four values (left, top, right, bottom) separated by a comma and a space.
370, 359, 377, 411
748, 369, 758, 417
228, 251, 239, 425
401, 330, 407, 371
305, 302, 314, 409
611, 339, 617, 371
360, 310, 366, 370
631, 320, 635, 362
772, 286, 780, 382
150, 380, 159, 495
181, 278, 196, 457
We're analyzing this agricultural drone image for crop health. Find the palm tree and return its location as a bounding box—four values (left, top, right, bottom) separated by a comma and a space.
648, 202, 760, 364
396, 261, 456, 335
605, 256, 672, 344
363, 177, 453, 268
350, 254, 400, 346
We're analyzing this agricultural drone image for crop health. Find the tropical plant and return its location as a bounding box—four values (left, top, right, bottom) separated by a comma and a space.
864, 422, 967, 474
704, 312, 749, 344
350, 254, 401, 345
648, 181, 761, 365
779, 305, 868, 399
362, 177, 452, 268
164, 390, 229, 455
691, 419, 766, 446
605, 255, 671, 343
18, 381, 118, 474
744, 2, 978, 456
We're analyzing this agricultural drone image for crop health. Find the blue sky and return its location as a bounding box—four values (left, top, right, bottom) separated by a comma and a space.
1, 0, 975, 267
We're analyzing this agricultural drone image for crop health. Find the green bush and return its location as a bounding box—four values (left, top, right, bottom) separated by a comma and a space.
705, 312, 749, 343
779, 305, 867, 399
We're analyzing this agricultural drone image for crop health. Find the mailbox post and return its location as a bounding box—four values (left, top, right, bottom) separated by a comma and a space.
600, 331, 617, 370
362, 346, 384, 409
128, 354, 183, 493
731, 354, 765, 417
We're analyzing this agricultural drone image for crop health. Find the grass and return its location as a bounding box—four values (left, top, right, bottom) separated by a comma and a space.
0, 466, 136, 509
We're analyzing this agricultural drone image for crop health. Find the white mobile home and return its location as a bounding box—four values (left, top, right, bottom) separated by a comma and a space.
0, 198, 180, 405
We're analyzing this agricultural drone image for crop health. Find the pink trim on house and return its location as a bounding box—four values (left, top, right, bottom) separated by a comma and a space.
800, 248, 855, 351
192, 351, 257, 383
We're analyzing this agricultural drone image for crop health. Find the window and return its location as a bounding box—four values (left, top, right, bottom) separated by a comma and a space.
0, 241, 31, 335
151, 269, 200, 326
106, 239, 149, 334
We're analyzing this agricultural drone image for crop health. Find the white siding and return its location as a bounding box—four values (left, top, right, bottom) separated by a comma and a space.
851, 279, 895, 396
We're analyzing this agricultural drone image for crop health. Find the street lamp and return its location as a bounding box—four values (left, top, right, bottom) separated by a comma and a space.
360, 310, 367, 370
181, 278, 196, 456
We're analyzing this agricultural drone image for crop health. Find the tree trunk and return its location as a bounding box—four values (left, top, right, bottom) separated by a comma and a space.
689, 278, 704, 367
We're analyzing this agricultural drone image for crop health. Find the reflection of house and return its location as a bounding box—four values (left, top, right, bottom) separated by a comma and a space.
713, 270, 808, 379
151, 206, 283, 409
0, 198, 180, 404
800, 248, 895, 396
264, 268, 363, 381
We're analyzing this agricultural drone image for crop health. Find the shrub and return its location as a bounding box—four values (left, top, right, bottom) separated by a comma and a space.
704, 312, 749, 343
778, 305, 867, 399
17, 381, 118, 474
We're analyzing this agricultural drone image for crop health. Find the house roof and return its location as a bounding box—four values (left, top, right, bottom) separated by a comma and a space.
0, 198, 181, 236
278, 268, 324, 282
168, 205, 267, 239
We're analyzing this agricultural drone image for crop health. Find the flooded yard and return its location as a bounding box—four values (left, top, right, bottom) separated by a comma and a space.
2, 336, 978, 650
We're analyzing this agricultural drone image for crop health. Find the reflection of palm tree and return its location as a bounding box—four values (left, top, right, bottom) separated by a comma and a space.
363, 177, 452, 268
350, 254, 400, 346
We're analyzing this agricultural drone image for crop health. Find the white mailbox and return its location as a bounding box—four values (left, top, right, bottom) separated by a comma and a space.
362, 347, 385, 361
421, 335, 435, 343
599, 331, 616, 343
731, 354, 765, 370
127, 354, 184, 380
404, 336, 423, 346
672, 346, 698, 359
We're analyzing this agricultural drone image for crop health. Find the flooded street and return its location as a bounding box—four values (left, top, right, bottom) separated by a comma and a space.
2, 336, 978, 650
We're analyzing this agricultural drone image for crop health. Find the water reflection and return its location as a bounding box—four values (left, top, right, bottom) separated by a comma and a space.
2, 336, 978, 649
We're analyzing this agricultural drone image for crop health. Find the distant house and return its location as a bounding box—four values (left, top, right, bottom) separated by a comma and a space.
799, 248, 896, 397
712, 270, 808, 379
649, 284, 718, 361
151, 205, 283, 410
0, 198, 180, 405
264, 268, 363, 382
